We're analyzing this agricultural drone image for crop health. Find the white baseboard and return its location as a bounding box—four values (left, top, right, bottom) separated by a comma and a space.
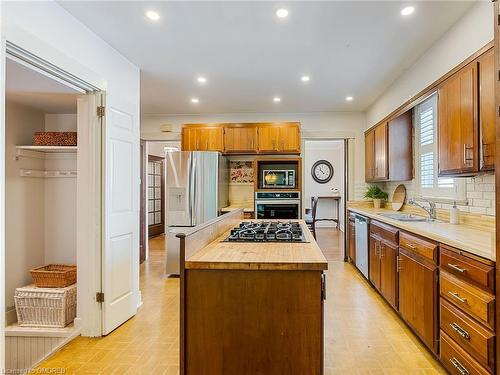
137, 290, 143, 309
74, 317, 82, 330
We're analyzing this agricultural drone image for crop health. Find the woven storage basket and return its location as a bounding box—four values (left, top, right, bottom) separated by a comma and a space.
30, 264, 76, 288
14, 284, 77, 327
33, 132, 77, 146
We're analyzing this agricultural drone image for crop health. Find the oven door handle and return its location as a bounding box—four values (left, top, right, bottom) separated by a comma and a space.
255, 200, 301, 205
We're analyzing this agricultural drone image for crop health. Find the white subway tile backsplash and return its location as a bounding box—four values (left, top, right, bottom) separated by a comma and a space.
380, 173, 495, 217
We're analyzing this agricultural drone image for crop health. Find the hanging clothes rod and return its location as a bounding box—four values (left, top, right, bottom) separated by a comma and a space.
20, 169, 77, 178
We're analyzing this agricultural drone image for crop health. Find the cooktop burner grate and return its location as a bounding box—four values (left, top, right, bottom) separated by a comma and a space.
224, 221, 308, 243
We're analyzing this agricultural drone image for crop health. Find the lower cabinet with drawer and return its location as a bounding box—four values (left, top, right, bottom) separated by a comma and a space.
439, 245, 495, 374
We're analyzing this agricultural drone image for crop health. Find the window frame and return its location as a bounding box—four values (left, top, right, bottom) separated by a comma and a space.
414, 93, 466, 202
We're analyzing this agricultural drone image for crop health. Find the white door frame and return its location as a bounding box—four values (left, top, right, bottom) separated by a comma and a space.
4, 42, 104, 337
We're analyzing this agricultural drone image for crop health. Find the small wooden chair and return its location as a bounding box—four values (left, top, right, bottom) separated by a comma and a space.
304, 196, 319, 239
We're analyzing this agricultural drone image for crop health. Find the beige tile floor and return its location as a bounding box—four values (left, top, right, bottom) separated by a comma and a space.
34, 229, 446, 374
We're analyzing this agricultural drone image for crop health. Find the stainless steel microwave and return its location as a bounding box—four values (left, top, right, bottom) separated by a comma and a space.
262, 170, 296, 188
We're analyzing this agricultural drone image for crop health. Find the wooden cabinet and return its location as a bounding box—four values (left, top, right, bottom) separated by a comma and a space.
223, 124, 258, 154
438, 61, 478, 176
369, 221, 398, 309
182, 125, 223, 151
439, 245, 496, 374
182, 122, 301, 155
398, 246, 438, 353
257, 123, 301, 154
478, 48, 495, 171
347, 216, 356, 264
365, 110, 412, 182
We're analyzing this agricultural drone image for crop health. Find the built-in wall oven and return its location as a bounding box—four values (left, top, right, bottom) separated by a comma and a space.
255, 192, 301, 219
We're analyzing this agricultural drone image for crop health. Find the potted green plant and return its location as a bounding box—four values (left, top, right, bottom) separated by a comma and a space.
364, 185, 388, 209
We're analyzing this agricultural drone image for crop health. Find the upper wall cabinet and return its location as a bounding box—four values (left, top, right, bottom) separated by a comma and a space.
223, 124, 258, 154
438, 48, 495, 176
438, 62, 478, 176
182, 122, 301, 155
182, 125, 224, 152
365, 110, 413, 183
258, 123, 301, 154
478, 49, 495, 172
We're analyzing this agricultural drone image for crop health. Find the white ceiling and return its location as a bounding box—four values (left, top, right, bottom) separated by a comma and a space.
59, 1, 475, 115
6, 58, 79, 113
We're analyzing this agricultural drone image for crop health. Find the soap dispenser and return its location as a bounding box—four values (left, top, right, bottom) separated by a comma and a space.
450, 201, 460, 225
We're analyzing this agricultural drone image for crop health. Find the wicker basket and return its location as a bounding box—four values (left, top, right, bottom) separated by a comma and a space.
14, 284, 77, 327
33, 132, 77, 146
30, 264, 76, 288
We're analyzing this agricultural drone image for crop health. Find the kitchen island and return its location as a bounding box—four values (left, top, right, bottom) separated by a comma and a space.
177, 209, 328, 375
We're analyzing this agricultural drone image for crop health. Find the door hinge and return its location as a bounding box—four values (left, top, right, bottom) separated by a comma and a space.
97, 106, 105, 118
96, 292, 105, 303
321, 273, 326, 301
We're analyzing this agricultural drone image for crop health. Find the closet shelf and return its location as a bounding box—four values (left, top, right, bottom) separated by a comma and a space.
16, 146, 77, 153
20, 169, 77, 178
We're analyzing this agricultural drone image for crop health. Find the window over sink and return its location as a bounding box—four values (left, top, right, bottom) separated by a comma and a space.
415, 93, 465, 201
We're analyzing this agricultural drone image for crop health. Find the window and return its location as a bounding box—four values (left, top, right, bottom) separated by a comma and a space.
415, 93, 465, 201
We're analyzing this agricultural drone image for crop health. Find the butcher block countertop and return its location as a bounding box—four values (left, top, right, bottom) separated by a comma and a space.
348, 204, 495, 262
185, 220, 328, 271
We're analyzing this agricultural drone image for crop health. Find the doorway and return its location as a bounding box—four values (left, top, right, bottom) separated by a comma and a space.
303, 139, 347, 261
148, 155, 165, 238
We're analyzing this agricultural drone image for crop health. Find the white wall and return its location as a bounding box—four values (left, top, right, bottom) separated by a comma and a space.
3, 0, 141, 341
5, 101, 45, 313
44, 114, 77, 264
304, 140, 345, 230
367, 1, 493, 128
141, 112, 367, 199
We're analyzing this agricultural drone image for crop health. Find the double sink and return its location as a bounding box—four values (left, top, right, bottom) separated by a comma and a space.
378, 213, 443, 223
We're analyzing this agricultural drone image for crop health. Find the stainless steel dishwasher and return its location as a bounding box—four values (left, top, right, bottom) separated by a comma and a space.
355, 214, 369, 279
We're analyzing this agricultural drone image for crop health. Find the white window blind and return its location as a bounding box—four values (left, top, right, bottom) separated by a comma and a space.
415, 93, 465, 200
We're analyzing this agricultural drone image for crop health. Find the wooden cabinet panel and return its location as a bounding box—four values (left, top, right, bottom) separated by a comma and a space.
370, 220, 398, 245
369, 233, 381, 291
399, 231, 437, 262
373, 123, 388, 180
440, 271, 495, 330
438, 62, 478, 175
380, 241, 398, 309
258, 123, 301, 154
440, 245, 495, 293
348, 220, 356, 264
441, 299, 495, 371
279, 125, 301, 153
224, 125, 258, 153
398, 247, 438, 352
181, 126, 223, 151
258, 126, 281, 153
365, 130, 375, 182
478, 48, 495, 171
440, 331, 491, 375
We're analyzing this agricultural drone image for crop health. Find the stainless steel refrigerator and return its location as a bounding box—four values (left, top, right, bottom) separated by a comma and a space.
165, 151, 228, 274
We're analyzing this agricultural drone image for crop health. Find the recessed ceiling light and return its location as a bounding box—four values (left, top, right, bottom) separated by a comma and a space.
146, 10, 160, 21
276, 8, 289, 18
273, 97, 281, 103
191, 98, 199, 104
301, 76, 310, 82
401, 6, 415, 16
345, 96, 353, 102
197, 76, 207, 84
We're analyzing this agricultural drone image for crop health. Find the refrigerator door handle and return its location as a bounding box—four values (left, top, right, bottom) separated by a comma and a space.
188, 156, 196, 226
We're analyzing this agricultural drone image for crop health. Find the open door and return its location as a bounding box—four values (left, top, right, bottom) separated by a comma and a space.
101, 93, 140, 334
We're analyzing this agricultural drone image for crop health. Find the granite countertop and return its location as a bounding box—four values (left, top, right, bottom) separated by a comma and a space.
185, 220, 328, 271
348, 204, 495, 262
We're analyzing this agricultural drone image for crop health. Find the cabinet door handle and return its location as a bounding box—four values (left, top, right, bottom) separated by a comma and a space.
397, 256, 402, 272
379, 243, 384, 258
447, 263, 466, 273
374, 242, 379, 257
450, 357, 470, 375
405, 243, 416, 250
463, 144, 473, 165
448, 291, 467, 304
449, 322, 471, 341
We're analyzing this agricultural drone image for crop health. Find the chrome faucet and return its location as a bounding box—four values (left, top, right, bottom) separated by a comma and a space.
408, 197, 437, 220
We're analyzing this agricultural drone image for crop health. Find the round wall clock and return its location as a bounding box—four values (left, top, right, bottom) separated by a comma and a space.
311, 160, 334, 183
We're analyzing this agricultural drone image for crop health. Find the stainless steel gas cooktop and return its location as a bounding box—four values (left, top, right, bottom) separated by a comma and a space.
224, 221, 308, 243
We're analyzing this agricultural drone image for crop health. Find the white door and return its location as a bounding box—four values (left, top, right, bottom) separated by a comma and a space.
101, 93, 140, 334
